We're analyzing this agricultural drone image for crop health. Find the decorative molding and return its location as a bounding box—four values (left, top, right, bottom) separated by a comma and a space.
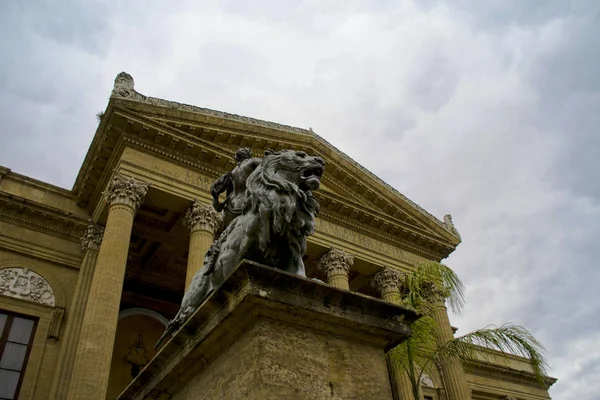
183, 199, 221, 234
122, 134, 222, 178
444, 214, 461, 240
102, 172, 150, 210
318, 247, 354, 276
80, 222, 104, 253
464, 358, 557, 388
501, 396, 518, 400
308, 131, 461, 241
0, 267, 56, 306
49, 306, 66, 339
0, 193, 88, 241
371, 266, 403, 294
319, 210, 447, 261
111, 72, 310, 136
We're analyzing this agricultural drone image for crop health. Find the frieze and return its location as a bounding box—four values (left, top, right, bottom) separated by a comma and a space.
150, 164, 214, 191
0, 267, 56, 306
315, 218, 420, 264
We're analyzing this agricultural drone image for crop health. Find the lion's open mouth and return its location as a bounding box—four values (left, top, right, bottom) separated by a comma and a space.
301, 165, 324, 181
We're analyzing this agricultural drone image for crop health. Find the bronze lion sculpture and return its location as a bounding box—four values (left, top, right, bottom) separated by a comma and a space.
156, 149, 324, 348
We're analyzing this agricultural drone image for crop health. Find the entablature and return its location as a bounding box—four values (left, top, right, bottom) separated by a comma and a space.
0, 192, 88, 242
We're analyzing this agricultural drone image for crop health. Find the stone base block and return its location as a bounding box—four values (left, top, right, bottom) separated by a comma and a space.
118, 261, 418, 400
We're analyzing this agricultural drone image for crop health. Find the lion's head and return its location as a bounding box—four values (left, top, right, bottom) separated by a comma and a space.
245, 149, 324, 239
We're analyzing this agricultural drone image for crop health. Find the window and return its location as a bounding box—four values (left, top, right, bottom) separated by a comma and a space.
0, 312, 37, 400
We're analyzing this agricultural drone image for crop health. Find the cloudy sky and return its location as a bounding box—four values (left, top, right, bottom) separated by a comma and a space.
1, 1, 597, 398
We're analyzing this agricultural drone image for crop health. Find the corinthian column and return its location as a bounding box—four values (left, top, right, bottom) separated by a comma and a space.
50, 223, 104, 399
372, 266, 404, 304
318, 247, 354, 290
68, 174, 149, 400
372, 267, 416, 400
426, 285, 471, 400
183, 199, 221, 291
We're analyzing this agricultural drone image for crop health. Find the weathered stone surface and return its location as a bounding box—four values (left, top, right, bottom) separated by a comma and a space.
119, 261, 419, 400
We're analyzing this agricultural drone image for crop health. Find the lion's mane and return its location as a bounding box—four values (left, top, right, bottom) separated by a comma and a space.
245, 151, 320, 255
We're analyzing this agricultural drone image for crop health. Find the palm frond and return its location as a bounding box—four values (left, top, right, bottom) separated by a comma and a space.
389, 316, 440, 371
403, 261, 466, 315
438, 323, 549, 384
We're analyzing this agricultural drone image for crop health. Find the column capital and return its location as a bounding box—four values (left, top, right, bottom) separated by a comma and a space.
423, 281, 447, 304
183, 199, 221, 234
102, 173, 150, 210
371, 266, 404, 294
318, 247, 354, 275
80, 222, 104, 253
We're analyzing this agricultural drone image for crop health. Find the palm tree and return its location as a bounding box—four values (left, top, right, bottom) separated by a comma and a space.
388, 261, 549, 400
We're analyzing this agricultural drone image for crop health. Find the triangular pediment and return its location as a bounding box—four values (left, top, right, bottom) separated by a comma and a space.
75, 76, 460, 260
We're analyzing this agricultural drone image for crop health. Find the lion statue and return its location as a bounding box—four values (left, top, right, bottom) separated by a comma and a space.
156, 149, 324, 348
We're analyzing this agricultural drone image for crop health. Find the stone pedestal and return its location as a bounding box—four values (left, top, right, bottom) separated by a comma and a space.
118, 261, 419, 400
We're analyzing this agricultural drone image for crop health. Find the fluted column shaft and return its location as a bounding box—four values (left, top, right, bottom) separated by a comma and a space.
387, 356, 419, 400
68, 174, 149, 400
183, 200, 220, 291
318, 247, 354, 290
373, 267, 417, 400
50, 224, 104, 399
431, 300, 471, 400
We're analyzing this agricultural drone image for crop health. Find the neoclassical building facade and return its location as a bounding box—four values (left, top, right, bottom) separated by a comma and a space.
0, 73, 554, 399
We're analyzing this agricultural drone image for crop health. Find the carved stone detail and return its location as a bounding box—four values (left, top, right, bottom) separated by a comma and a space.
49, 307, 66, 339
102, 173, 150, 210
80, 222, 104, 253
112, 72, 135, 98
318, 247, 354, 276
502, 396, 518, 400
110, 72, 310, 135
444, 214, 461, 240
183, 200, 221, 234
371, 267, 403, 294
0, 268, 56, 306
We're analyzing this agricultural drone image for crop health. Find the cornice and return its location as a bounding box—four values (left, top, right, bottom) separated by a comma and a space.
111, 72, 311, 136
308, 133, 461, 243
464, 359, 557, 388
319, 210, 446, 261
0, 193, 88, 241
2, 168, 74, 197
318, 189, 454, 251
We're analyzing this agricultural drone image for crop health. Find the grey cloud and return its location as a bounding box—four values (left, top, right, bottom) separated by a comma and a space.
0, 2, 598, 399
